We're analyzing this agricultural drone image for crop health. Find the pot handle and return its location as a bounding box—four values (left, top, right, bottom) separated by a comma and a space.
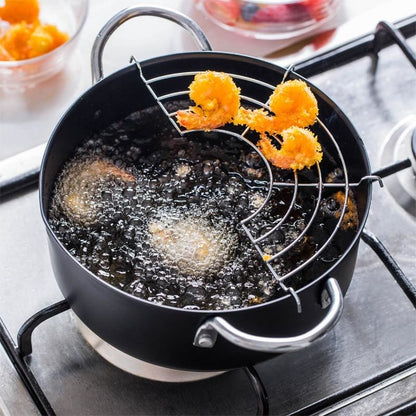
193, 278, 343, 353
91, 6, 212, 84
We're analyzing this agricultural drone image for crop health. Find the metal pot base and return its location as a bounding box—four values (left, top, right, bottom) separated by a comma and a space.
76, 316, 225, 382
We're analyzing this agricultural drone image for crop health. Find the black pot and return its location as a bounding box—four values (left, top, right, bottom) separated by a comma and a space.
39, 6, 371, 372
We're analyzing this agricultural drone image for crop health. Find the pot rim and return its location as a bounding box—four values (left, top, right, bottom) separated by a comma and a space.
39, 50, 373, 315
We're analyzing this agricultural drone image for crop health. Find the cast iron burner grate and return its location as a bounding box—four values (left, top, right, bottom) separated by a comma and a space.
1, 14, 416, 416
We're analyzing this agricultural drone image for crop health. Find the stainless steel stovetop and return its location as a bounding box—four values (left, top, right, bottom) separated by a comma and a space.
1, 11, 416, 416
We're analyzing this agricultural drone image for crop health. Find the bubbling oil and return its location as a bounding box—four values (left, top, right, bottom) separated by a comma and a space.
148, 212, 238, 278
49, 106, 358, 310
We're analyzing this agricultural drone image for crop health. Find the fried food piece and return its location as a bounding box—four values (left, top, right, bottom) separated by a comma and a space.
0, 22, 69, 60
235, 80, 319, 134
0, 0, 40, 24
0, 44, 13, 60
60, 159, 136, 225
332, 191, 359, 230
257, 127, 322, 170
0, 0, 69, 61
27, 24, 69, 58
233, 107, 275, 133
149, 217, 237, 277
79, 160, 136, 183
269, 79, 318, 131
177, 71, 241, 130
175, 163, 191, 178
0, 22, 32, 60
177, 71, 322, 171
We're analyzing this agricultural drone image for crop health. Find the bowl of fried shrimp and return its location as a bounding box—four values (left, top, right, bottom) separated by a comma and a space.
0, 0, 88, 90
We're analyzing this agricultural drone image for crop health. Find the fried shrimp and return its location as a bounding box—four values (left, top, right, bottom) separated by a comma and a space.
235, 80, 319, 134
177, 71, 322, 171
269, 79, 318, 131
58, 159, 135, 225
0, 0, 40, 24
332, 191, 359, 230
176, 71, 240, 130
233, 107, 275, 133
148, 216, 237, 277
0, 0, 69, 61
257, 127, 322, 170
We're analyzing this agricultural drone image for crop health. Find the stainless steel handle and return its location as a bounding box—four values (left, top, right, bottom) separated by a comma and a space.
193, 278, 343, 353
91, 5, 212, 84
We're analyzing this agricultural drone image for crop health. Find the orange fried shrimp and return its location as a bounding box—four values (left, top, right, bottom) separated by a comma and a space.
257, 127, 322, 171
176, 71, 240, 130
82, 160, 136, 183
233, 107, 275, 133
0, 0, 69, 61
0, 0, 40, 24
236, 79, 319, 135
332, 191, 359, 230
269, 79, 318, 131
61, 159, 135, 225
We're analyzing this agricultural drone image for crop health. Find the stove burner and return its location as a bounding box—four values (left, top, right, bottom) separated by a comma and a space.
76, 317, 225, 382
380, 115, 416, 218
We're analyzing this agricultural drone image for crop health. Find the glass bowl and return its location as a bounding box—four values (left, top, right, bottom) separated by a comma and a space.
0, 0, 88, 90
199, 0, 341, 39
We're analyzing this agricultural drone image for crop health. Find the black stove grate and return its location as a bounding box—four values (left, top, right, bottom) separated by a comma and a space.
293, 14, 416, 78
1, 15, 416, 416
1, 305, 268, 416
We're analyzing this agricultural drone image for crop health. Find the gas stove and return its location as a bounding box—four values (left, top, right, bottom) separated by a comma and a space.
1, 7, 416, 416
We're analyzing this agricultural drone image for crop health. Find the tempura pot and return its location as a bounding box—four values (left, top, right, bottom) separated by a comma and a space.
39, 6, 372, 371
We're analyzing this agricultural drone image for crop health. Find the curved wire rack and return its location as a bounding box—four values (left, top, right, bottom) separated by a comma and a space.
131, 57, 377, 312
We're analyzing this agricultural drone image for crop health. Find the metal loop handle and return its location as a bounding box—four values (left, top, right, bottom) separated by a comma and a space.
193, 278, 343, 353
91, 6, 212, 84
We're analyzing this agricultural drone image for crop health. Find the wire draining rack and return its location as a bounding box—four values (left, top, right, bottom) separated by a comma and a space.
130, 57, 381, 312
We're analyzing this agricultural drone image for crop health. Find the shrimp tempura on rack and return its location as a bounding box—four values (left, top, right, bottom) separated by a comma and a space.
269, 79, 318, 131
235, 80, 319, 134
234, 107, 274, 133
176, 71, 240, 130
257, 127, 322, 171
177, 71, 322, 171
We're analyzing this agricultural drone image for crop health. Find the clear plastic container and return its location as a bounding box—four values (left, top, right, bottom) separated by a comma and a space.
199, 0, 341, 39
0, 0, 88, 90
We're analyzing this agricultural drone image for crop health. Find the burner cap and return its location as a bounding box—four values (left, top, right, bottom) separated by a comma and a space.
380, 116, 416, 218
412, 127, 416, 165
